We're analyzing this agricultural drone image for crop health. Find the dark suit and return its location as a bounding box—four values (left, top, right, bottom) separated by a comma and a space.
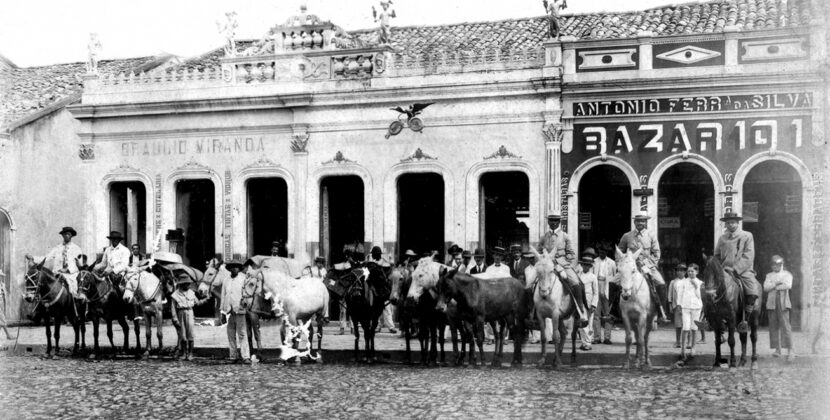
513, 259, 533, 285
469, 264, 486, 275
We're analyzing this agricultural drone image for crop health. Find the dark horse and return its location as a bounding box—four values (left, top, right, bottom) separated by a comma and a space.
702, 255, 760, 369
77, 271, 140, 357
23, 260, 86, 357
345, 263, 391, 363
435, 269, 529, 367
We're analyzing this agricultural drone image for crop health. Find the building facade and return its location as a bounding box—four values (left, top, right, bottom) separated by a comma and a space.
1, 1, 827, 327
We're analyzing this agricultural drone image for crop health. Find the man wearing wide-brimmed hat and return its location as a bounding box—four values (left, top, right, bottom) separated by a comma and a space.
618, 211, 668, 322
539, 212, 589, 327
44, 226, 84, 297
171, 272, 208, 360
577, 254, 599, 351
220, 258, 251, 364
592, 243, 617, 344
714, 211, 761, 332
93, 231, 131, 279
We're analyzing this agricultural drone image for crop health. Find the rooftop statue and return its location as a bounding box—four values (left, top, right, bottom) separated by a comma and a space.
372, 1, 396, 45
86, 33, 102, 74
543, 0, 568, 40
217, 11, 239, 57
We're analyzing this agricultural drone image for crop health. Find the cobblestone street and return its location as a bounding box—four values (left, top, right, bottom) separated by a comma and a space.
1, 352, 828, 419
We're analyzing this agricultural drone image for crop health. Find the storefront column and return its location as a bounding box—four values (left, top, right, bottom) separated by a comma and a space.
292, 130, 310, 263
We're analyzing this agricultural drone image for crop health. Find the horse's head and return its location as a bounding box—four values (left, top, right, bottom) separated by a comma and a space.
434, 269, 462, 313
701, 254, 724, 299
388, 268, 408, 305
407, 256, 443, 303
615, 246, 642, 301
76, 271, 98, 303
531, 248, 557, 298
200, 258, 227, 297
121, 271, 140, 303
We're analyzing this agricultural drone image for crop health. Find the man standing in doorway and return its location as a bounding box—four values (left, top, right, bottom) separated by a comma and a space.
45, 227, 83, 298
592, 245, 617, 344
539, 213, 589, 327
270, 240, 286, 258
469, 249, 487, 275
128, 243, 144, 268
458, 250, 473, 273
618, 211, 668, 323
714, 211, 761, 333
509, 244, 523, 280
485, 247, 511, 277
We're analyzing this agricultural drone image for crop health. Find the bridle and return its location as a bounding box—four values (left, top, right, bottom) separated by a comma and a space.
125, 271, 162, 304
77, 271, 112, 304
620, 257, 646, 298
32, 269, 66, 309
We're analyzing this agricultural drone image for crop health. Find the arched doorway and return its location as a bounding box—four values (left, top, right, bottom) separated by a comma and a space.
657, 163, 715, 276
246, 177, 288, 257
398, 173, 444, 259
320, 175, 364, 264
109, 181, 147, 250
479, 172, 530, 255
743, 160, 803, 327
577, 165, 631, 252
175, 179, 215, 270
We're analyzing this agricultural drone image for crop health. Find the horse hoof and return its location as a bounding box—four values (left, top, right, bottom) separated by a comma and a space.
739, 359, 747, 368
623, 362, 631, 369
750, 361, 758, 370
511, 360, 522, 368
537, 358, 547, 368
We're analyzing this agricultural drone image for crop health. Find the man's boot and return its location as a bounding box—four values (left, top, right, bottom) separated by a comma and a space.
654, 284, 669, 324
738, 295, 756, 333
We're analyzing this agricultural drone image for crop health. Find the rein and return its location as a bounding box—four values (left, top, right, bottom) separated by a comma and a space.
129, 271, 162, 305
78, 272, 112, 304
38, 272, 66, 309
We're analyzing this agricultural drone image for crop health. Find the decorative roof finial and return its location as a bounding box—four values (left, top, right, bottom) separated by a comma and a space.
217, 11, 239, 57
87, 33, 102, 74
372, 1, 396, 45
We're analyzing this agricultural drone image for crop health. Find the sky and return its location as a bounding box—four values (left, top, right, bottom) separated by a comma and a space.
0, 0, 674, 67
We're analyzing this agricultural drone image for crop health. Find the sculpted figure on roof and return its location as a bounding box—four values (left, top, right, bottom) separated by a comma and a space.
543, 0, 568, 39
372, 1, 396, 44
217, 11, 239, 57
86, 33, 102, 74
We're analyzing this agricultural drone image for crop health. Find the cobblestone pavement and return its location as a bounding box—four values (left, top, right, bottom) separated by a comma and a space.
1, 353, 828, 419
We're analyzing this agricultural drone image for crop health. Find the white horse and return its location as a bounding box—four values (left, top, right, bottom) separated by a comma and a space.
616, 247, 656, 369
528, 248, 577, 368
261, 270, 330, 361
121, 269, 165, 357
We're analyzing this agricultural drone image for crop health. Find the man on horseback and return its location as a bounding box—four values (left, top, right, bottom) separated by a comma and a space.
714, 211, 761, 333
618, 211, 668, 323
93, 231, 136, 318
44, 226, 83, 298
538, 212, 590, 328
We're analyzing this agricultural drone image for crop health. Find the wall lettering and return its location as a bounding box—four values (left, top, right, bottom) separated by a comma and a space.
573, 93, 813, 116
121, 137, 266, 157
224, 170, 232, 260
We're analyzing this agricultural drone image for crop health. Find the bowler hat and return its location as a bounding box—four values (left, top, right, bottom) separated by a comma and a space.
461, 250, 472, 258
315, 256, 325, 263
492, 246, 506, 256
175, 272, 193, 285
632, 211, 651, 220
271, 241, 282, 247
448, 244, 462, 255
59, 226, 77, 237
473, 248, 485, 257
546, 212, 562, 220
404, 249, 417, 257
582, 247, 597, 258
579, 256, 594, 265
720, 211, 742, 221
106, 231, 124, 240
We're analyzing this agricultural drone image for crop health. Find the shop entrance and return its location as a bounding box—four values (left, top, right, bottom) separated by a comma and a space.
743, 160, 803, 327
0, 209, 10, 313
320, 175, 364, 265
246, 178, 288, 257
175, 179, 215, 270
398, 173, 444, 259
577, 165, 631, 252
657, 163, 715, 276
109, 182, 147, 250
479, 172, 530, 256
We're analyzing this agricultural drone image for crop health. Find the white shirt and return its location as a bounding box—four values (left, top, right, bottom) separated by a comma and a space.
309, 266, 327, 279
676, 278, 702, 310
94, 243, 130, 275
578, 270, 599, 308
485, 263, 511, 277
45, 242, 83, 274
592, 257, 617, 297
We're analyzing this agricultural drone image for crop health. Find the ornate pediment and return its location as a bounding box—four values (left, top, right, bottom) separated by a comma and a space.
111, 162, 140, 173
400, 148, 436, 163
244, 156, 280, 169
322, 151, 355, 165
176, 159, 210, 171
484, 145, 521, 160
